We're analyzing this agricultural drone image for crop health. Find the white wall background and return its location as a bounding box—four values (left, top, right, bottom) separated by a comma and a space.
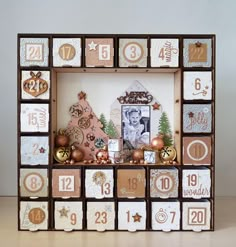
0, 0, 235, 196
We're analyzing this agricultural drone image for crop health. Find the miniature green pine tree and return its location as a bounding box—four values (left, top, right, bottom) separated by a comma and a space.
105, 120, 119, 139
158, 111, 173, 146
99, 113, 107, 131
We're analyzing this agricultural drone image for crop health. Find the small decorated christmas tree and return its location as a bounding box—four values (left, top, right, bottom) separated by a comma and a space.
105, 120, 119, 139
99, 113, 107, 131
158, 111, 173, 146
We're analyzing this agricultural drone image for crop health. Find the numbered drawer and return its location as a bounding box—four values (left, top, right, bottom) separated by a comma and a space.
119, 38, 147, 67
21, 136, 49, 165
183, 39, 212, 67
117, 169, 146, 198
182, 169, 211, 199
151, 39, 179, 67
87, 201, 115, 231
54, 201, 83, 230
20, 38, 49, 67
150, 169, 179, 198
151, 201, 180, 231
118, 201, 146, 231
21, 71, 50, 100
53, 38, 82, 67
20, 201, 48, 230
20, 104, 49, 132
20, 169, 48, 197
85, 169, 114, 199
183, 72, 212, 100
85, 38, 114, 67
182, 200, 211, 231
52, 169, 81, 198
183, 104, 212, 133
183, 136, 212, 165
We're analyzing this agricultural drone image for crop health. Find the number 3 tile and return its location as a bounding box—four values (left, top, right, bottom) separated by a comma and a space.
85, 169, 113, 198
87, 201, 115, 230
52, 169, 81, 198
54, 201, 83, 230
118, 201, 146, 231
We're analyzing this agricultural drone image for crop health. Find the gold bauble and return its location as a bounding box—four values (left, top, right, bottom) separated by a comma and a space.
54, 147, 71, 163
55, 129, 70, 147
160, 146, 177, 162
151, 135, 164, 151
71, 146, 84, 162
132, 149, 144, 161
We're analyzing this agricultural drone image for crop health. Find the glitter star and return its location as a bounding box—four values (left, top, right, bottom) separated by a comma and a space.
132, 213, 142, 222
88, 41, 98, 51
78, 91, 86, 100
188, 112, 194, 118
84, 142, 90, 147
152, 102, 161, 110
39, 147, 46, 153
58, 207, 69, 217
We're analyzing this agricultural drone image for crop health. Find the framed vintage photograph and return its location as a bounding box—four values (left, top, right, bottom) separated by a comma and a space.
121, 105, 150, 148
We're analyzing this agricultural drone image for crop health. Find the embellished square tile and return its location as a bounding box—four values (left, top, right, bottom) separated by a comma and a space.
85, 169, 114, 198
183, 39, 212, 67
182, 201, 211, 231
182, 169, 211, 199
53, 38, 81, 67
21, 71, 50, 100
150, 169, 178, 198
144, 151, 159, 164
183, 136, 211, 165
20, 201, 48, 230
87, 201, 115, 230
20, 38, 49, 67
152, 201, 180, 231
184, 72, 212, 100
183, 104, 212, 133
85, 38, 114, 67
119, 39, 147, 67
54, 201, 83, 230
151, 39, 179, 67
52, 169, 81, 198
117, 169, 146, 198
118, 201, 146, 231
108, 138, 123, 152
20, 104, 49, 132
21, 136, 49, 165
20, 169, 48, 197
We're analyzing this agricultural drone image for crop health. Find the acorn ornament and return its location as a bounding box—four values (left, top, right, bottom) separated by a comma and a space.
55, 129, 70, 147
151, 134, 164, 151
71, 146, 84, 162
160, 146, 177, 162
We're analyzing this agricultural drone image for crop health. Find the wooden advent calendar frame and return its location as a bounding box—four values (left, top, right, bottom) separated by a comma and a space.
17, 34, 215, 231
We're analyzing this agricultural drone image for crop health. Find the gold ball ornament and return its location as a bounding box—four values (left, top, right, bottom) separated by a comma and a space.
151, 135, 164, 151
71, 146, 84, 162
54, 147, 71, 163
160, 146, 177, 162
132, 149, 144, 161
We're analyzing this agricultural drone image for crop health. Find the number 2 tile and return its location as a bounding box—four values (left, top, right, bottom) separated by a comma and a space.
54, 201, 83, 230
52, 169, 81, 198
87, 201, 115, 230
118, 201, 146, 231
85, 169, 113, 198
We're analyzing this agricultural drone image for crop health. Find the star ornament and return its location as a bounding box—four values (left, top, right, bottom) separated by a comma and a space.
188, 112, 194, 118
39, 147, 46, 153
78, 91, 87, 100
132, 213, 142, 222
58, 207, 70, 217
152, 102, 161, 110
88, 41, 98, 51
